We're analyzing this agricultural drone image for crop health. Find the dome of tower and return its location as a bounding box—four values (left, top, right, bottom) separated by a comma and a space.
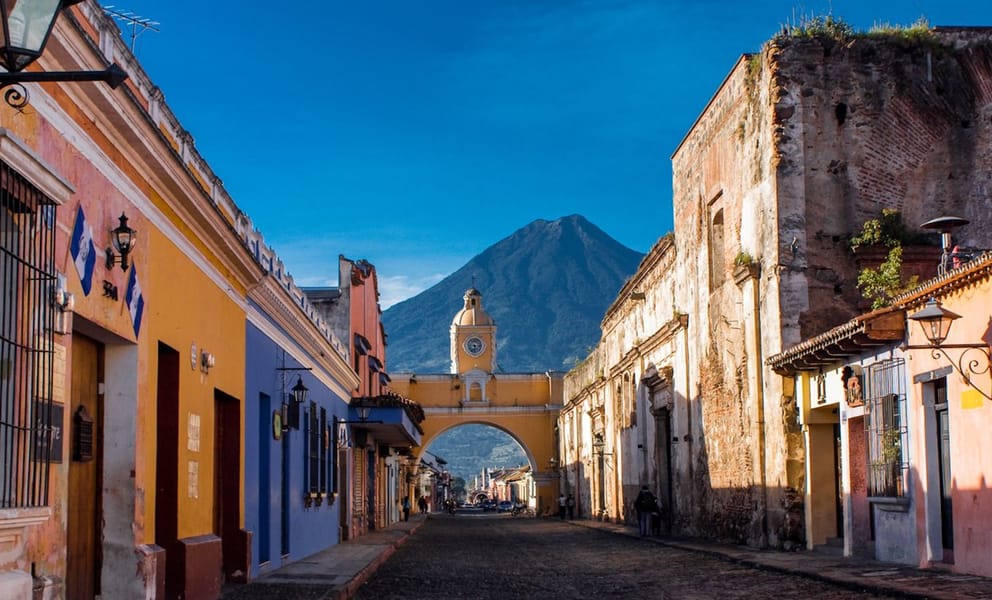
452, 288, 493, 326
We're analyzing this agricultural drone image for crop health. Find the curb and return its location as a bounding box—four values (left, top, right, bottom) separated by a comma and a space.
337, 520, 424, 600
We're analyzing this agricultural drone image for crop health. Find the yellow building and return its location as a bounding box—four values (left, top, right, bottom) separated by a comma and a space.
389, 288, 562, 515
0, 5, 306, 599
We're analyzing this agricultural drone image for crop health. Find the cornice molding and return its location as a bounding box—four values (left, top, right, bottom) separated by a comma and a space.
41, 21, 263, 290
248, 276, 358, 397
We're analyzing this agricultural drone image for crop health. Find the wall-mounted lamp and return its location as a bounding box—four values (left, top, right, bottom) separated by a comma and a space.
907, 298, 991, 401
105, 213, 137, 271
200, 350, 215, 374
277, 360, 312, 431
290, 376, 309, 404
591, 433, 612, 458
0, 1, 128, 109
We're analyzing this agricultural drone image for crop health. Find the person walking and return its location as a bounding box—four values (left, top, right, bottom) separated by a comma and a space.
402, 496, 411, 522
634, 485, 656, 536
418, 496, 428, 513
558, 494, 567, 520
566, 494, 575, 519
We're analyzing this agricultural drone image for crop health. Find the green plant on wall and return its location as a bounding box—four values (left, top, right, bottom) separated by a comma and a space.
851, 209, 924, 309
734, 251, 754, 266
774, 14, 935, 46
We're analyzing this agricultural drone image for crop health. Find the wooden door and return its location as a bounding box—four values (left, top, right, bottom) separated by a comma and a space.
214, 390, 241, 581
156, 343, 181, 598
67, 335, 102, 599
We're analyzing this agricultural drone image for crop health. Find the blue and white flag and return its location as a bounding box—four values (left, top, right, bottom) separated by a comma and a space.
125, 266, 145, 337
69, 205, 96, 295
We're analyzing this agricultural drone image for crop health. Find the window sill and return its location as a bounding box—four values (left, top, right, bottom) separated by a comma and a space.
0, 506, 52, 549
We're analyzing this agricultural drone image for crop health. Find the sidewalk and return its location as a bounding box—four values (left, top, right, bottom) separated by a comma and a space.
568, 518, 992, 599
220, 514, 426, 600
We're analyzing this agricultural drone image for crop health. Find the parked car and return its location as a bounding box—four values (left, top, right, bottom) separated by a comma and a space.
497, 500, 513, 513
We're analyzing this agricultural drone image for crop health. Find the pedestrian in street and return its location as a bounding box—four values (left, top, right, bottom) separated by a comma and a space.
566, 494, 575, 519
402, 496, 411, 522
418, 496, 428, 513
650, 496, 664, 536
634, 485, 656, 536
558, 494, 567, 519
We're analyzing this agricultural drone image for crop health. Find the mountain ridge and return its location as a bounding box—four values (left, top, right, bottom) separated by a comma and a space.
383, 214, 643, 374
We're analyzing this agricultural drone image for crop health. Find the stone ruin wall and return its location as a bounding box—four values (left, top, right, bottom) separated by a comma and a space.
770, 29, 992, 343
672, 55, 782, 544
669, 28, 992, 547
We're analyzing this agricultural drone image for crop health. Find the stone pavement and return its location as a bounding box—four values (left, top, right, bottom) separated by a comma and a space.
570, 518, 992, 599
221, 513, 992, 599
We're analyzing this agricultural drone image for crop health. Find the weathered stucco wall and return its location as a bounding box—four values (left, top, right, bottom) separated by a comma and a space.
669, 27, 992, 546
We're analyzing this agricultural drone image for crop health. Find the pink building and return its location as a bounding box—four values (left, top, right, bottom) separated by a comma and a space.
768, 250, 992, 578
901, 252, 992, 576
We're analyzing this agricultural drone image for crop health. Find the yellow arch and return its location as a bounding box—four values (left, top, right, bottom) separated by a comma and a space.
392, 373, 563, 515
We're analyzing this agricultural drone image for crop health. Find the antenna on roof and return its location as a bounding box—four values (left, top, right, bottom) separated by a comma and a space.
103, 6, 160, 53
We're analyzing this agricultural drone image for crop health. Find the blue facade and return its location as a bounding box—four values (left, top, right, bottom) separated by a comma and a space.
244, 319, 349, 576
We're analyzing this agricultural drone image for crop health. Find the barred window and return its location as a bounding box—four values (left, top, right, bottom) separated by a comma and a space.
0, 162, 58, 508
307, 401, 319, 500
319, 406, 327, 496
865, 358, 908, 497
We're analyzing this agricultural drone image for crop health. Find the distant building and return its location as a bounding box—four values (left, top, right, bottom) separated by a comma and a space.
306, 257, 424, 542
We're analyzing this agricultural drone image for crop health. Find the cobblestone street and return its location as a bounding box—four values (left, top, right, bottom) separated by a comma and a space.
353, 514, 896, 599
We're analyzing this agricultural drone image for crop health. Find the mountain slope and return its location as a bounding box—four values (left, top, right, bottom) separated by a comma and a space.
383, 214, 643, 373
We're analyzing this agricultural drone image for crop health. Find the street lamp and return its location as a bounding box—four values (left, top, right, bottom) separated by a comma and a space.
105, 212, 137, 271
592, 432, 609, 518
920, 216, 970, 275
0, 0, 128, 108
276, 361, 312, 431
907, 298, 991, 400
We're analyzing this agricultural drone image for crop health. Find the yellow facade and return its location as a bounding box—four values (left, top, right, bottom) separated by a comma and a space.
140, 226, 250, 542
0, 7, 265, 598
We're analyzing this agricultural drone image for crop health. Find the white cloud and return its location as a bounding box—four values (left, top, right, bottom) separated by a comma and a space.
378, 273, 446, 309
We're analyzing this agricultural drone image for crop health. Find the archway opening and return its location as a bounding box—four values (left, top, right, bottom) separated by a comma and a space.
424, 423, 529, 507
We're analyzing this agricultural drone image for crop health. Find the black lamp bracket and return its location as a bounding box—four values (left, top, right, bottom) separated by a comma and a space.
0, 64, 128, 110
904, 342, 992, 401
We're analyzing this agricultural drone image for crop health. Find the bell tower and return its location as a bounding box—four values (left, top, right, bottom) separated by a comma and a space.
450, 288, 496, 383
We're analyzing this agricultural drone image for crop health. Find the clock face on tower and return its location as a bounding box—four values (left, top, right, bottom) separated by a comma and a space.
464, 336, 485, 357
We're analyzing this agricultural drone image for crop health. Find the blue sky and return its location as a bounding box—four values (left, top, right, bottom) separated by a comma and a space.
105, 1, 992, 307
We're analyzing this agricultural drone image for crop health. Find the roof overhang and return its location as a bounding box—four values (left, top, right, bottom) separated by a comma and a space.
768, 309, 906, 374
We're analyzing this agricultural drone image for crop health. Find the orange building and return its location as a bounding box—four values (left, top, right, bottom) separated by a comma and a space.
307, 257, 424, 541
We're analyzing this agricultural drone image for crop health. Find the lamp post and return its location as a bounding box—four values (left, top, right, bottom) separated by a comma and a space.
0, 0, 128, 108
920, 216, 970, 275
906, 298, 991, 400
592, 433, 608, 518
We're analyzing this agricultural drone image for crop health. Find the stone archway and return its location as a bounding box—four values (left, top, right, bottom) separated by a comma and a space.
390, 371, 563, 516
